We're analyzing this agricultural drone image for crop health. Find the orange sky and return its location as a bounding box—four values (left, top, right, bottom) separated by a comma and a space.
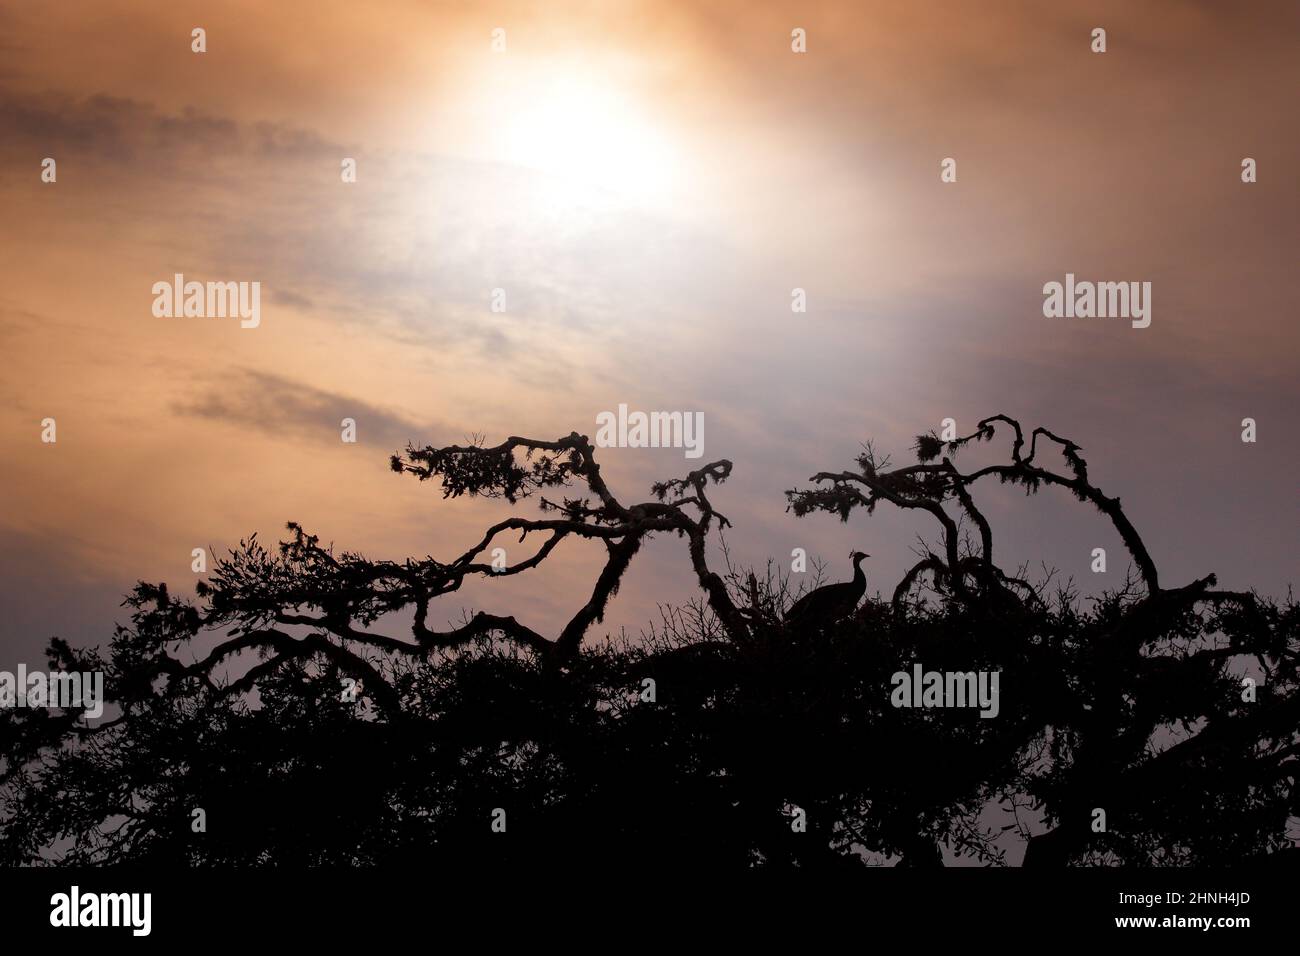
1, 0, 1297, 665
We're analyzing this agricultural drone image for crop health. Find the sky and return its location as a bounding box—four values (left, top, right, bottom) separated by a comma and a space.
0, 0, 1297, 671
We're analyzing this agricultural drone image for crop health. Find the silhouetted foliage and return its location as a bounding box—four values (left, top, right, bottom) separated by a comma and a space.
2, 416, 1296, 868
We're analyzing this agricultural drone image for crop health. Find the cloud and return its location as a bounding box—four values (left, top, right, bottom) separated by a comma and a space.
0, 86, 343, 169
175, 368, 441, 451
0, 84, 683, 373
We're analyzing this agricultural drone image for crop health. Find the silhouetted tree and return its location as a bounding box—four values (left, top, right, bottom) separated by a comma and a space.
1, 416, 1295, 868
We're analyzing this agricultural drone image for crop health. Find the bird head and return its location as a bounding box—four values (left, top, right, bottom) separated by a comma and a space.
851, 550, 870, 563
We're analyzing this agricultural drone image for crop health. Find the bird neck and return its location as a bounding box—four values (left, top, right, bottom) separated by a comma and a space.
852, 558, 866, 586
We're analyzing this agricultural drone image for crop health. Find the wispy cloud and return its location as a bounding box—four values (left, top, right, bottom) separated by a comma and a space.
176, 368, 441, 451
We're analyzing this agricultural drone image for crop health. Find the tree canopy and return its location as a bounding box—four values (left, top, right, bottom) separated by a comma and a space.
2, 415, 1295, 868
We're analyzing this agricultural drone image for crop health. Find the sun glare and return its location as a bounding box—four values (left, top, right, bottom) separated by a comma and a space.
491, 71, 678, 209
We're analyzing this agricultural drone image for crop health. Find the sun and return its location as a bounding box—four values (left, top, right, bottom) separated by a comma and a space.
490, 68, 679, 210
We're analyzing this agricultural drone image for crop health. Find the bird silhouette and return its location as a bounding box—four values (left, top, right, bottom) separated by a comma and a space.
784, 551, 869, 630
